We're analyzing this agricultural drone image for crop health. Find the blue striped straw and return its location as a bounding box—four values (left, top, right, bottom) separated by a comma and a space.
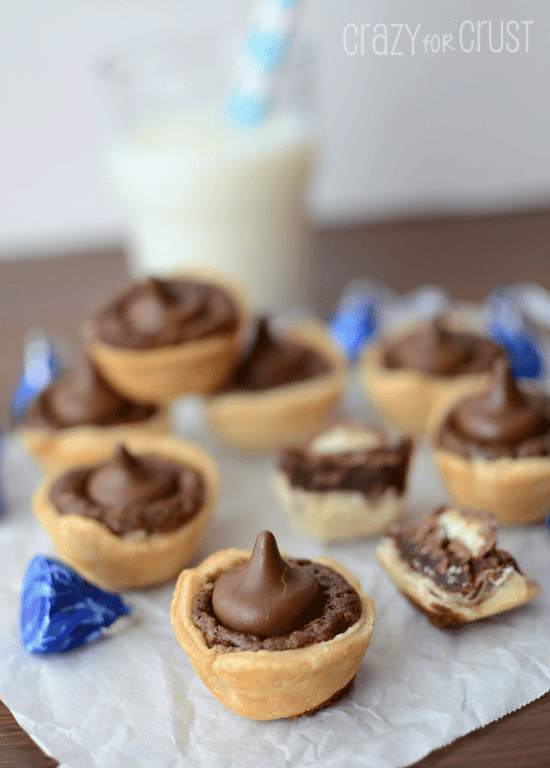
225, 0, 302, 128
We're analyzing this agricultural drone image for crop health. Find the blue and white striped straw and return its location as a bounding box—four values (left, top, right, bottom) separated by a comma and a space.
225, 0, 302, 128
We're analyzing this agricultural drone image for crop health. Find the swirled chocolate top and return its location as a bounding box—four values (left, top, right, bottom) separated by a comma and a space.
220, 317, 331, 392
437, 358, 550, 459
23, 352, 157, 430
278, 423, 413, 498
382, 318, 503, 377
84, 277, 240, 350
387, 506, 520, 601
49, 444, 205, 536
193, 531, 362, 650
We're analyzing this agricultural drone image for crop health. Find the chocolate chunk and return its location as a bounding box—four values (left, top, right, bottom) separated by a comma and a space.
382, 318, 503, 377
222, 317, 331, 392
212, 531, 322, 637
438, 359, 550, 458
86, 277, 239, 350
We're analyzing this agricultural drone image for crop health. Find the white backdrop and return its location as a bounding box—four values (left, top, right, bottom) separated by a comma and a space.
2, 0, 550, 258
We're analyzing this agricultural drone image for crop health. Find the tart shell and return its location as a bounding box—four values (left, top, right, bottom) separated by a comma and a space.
33, 433, 219, 591
82, 272, 248, 404
359, 343, 492, 435
377, 538, 540, 628
432, 447, 550, 526
205, 320, 347, 452
170, 548, 375, 720
272, 472, 403, 541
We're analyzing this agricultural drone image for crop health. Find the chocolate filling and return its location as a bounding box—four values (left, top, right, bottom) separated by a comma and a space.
192, 560, 362, 651
49, 455, 205, 536
86, 277, 240, 350
437, 359, 550, 459
220, 317, 331, 392
382, 319, 503, 377
388, 508, 520, 601
279, 437, 413, 498
23, 385, 157, 431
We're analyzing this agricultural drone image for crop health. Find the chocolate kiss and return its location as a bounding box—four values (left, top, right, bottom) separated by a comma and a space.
452, 358, 549, 444
48, 353, 122, 427
397, 318, 470, 375
212, 531, 321, 637
87, 444, 177, 507
238, 318, 306, 389
126, 277, 179, 335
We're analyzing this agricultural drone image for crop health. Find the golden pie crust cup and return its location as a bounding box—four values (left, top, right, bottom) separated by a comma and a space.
82, 271, 248, 404
205, 320, 348, 452
33, 433, 219, 591
171, 548, 375, 720
377, 538, 540, 628
432, 448, 550, 526
359, 342, 492, 435
427, 388, 550, 526
16, 406, 169, 474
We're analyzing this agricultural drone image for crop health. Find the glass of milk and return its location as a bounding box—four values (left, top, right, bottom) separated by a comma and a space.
95, 29, 316, 313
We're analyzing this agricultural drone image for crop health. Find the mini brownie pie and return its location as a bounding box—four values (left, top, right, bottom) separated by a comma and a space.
433, 357, 550, 525
33, 434, 219, 590
16, 350, 166, 471
171, 530, 375, 720
82, 274, 246, 403
359, 317, 504, 434
273, 422, 413, 541
205, 317, 347, 451
377, 506, 540, 628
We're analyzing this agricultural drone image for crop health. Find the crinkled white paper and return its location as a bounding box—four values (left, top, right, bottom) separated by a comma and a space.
1, 375, 549, 768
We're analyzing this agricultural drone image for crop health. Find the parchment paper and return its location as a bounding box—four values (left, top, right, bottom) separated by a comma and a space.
1, 373, 549, 768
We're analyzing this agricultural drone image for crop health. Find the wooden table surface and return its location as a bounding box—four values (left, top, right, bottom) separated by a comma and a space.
1, 211, 549, 768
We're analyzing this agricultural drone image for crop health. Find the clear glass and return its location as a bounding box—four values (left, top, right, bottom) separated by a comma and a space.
95, 29, 316, 313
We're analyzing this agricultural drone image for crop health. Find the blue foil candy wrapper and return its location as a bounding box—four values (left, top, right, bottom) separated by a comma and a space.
11, 331, 64, 424
329, 282, 381, 358
21, 555, 132, 654
486, 287, 543, 379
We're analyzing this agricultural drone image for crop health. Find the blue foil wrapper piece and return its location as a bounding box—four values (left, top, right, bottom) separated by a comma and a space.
486, 288, 543, 379
21, 555, 131, 654
329, 283, 381, 358
11, 331, 64, 424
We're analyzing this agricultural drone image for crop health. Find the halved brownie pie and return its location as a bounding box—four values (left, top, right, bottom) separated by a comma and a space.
377, 506, 540, 628
273, 422, 413, 541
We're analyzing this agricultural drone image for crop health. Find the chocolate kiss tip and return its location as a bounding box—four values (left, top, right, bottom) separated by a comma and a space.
142, 276, 175, 303
488, 358, 525, 408
112, 443, 142, 472
250, 530, 286, 581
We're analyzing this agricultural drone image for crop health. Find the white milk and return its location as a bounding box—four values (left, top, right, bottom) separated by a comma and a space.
107, 106, 315, 312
